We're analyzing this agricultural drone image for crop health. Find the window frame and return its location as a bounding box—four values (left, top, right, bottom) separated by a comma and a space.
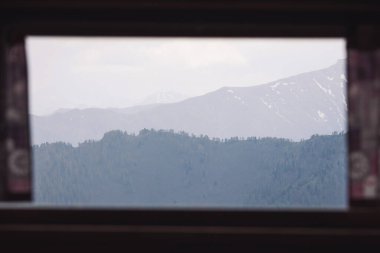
1, 1, 380, 251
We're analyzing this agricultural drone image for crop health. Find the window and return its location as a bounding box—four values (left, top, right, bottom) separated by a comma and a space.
0, 13, 378, 209
26, 37, 348, 209
0, 1, 380, 252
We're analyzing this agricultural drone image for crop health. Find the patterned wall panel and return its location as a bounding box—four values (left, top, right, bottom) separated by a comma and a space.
0, 35, 31, 201
349, 27, 380, 200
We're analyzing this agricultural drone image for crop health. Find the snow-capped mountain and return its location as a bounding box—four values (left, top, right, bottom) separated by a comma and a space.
31, 60, 347, 145
138, 91, 189, 105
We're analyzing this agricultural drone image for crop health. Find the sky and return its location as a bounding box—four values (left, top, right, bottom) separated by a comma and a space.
26, 37, 346, 116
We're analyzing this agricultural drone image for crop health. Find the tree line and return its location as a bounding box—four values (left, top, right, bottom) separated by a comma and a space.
33, 129, 347, 208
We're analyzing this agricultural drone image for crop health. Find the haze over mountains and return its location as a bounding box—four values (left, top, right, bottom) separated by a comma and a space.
31, 59, 346, 145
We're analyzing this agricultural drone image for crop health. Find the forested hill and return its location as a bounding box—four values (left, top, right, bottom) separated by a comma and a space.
33, 130, 347, 208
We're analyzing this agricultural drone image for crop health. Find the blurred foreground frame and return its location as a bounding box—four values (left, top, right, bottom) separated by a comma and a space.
0, 31, 31, 201
0, 1, 379, 204
0, 1, 380, 253
348, 26, 380, 205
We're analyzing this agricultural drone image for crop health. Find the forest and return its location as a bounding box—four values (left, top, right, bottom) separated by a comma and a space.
33, 129, 347, 209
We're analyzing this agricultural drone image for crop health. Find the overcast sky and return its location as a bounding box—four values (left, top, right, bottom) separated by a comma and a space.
26, 37, 345, 115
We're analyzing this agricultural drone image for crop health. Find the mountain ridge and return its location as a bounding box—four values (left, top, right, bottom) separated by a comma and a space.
31, 60, 347, 145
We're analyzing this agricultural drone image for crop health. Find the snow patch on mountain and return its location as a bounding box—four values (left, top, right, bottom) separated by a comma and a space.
317, 110, 327, 121
270, 82, 281, 89
260, 98, 273, 109
313, 78, 329, 94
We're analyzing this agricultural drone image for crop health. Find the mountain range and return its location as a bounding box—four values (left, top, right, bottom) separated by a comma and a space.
31, 59, 347, 145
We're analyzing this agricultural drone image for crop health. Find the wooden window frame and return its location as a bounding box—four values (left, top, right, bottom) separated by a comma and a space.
0, 1, 380, 252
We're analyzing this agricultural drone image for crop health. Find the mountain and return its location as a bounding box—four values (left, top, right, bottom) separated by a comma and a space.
138, 91, 189, 105
33, 130, 347, 208
31, 60, 347, 145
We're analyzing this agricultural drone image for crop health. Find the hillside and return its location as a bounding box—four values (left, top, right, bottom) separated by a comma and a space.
33, 130, 347, 208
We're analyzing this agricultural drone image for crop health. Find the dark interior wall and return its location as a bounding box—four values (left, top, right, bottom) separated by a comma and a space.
0, 0, 378, 37
1, 208, 380, 253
